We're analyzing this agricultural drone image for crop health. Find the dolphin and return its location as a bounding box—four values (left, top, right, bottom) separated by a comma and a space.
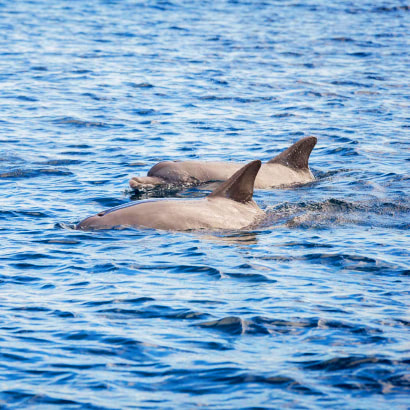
77, 160, 265, 231
129, 136, 317, 190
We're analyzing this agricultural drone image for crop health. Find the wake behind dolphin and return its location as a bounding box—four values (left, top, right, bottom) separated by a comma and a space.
129, 136, 317, 191
77, 160, 265, 231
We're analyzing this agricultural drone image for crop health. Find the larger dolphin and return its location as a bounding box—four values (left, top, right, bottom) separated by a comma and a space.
130, 136, 317, 190
77, 160, 265, 231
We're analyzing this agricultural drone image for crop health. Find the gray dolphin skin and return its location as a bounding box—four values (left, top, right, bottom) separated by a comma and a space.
130, 136, 317, 190
77, 160, 265, 231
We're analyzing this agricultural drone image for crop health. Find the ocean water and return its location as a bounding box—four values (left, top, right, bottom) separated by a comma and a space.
0, 0, 409, 408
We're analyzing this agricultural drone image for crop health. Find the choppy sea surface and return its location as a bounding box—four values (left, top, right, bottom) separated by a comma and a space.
0, 0, 409, 408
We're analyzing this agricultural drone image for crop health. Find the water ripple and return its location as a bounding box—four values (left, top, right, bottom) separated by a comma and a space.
0, 0, 408, 408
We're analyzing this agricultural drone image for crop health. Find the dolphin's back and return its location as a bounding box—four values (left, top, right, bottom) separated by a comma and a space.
148, 160, 241, 183
78, 161, 265, 231
143, 137, 317, 188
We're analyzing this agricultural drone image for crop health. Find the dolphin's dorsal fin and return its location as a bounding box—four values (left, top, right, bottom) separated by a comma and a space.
208, 160, 261, 203
267, 136, 317, 170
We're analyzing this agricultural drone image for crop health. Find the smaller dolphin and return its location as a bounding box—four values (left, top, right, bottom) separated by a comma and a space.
129, 136, 317, 190
77, 160, 265, 231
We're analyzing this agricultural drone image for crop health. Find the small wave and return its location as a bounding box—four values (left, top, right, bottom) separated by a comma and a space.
66, 144, 92, 149
325, 146, 359, 156
2, 273, 41, 284
126, 82, 154, 88
302, 253, 408, 275
98, 305, 208, 320
331, 80, 371, 88
348, 52, 373, 58
299, 355, 390, 371
0, 391, 82, 408
30, 65, 48, 71
0, 168, 72, 179
294, 355, 410, 393
0, 209, 48, 219
196, 316, 270, 336
195, 315, 389, 339
34, 238, 80, 244
373, 5, 410, 13
89, 197, 128, 208
128, 182, 199, 200
54, 117, 107, 127
127, 263, 225, 279
16, 95, 38, 102
331, 37, 355, 43
36, 159, 82, 166
72, 69, 91, 74
227, 271, 273, 283
83, 296, 154, 308
114, 31, 137, 37
158, 367, 318, 395
132, 108, 156, 116
81, 92, 111, 101
53, 117, 123, 129
0, 153, 25, 163
265, 198, 410, 230
198, 95, 231, 101
272, 112, 295, 118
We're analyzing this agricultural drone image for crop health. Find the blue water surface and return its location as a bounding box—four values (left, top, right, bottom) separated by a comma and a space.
0, 0, 409, 408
